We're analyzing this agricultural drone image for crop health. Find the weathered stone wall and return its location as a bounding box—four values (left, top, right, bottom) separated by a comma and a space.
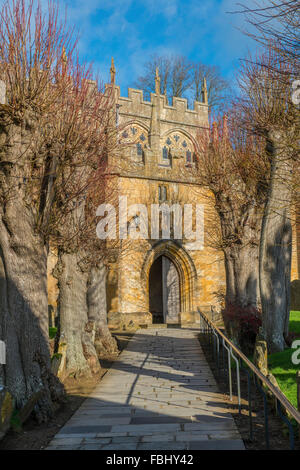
104, 82, 227, 328
116, 86, 208, 129
46, 78, 300, 332
106, 174, 225, 327
104, 81, 300, 328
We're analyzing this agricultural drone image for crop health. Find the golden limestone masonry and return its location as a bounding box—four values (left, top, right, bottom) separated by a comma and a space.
104, 61, 225, 329
47, 59, 300, 330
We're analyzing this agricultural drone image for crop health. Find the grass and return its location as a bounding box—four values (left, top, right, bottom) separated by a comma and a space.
49, 326, 57, 339
268, 311, 300, 409
289, 310, 300, 335
268, 348, 298, 408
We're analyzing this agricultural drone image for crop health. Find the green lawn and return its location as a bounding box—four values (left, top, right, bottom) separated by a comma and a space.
268, 311, 300, 409
289, 310, 300, 335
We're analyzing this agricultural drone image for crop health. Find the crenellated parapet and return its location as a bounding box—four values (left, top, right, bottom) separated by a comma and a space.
114, 86, 208, 129
105, 60, 209, 178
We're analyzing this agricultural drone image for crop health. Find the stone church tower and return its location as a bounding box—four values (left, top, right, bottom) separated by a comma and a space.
104, 62, 226, 328
46, 61, 300, 327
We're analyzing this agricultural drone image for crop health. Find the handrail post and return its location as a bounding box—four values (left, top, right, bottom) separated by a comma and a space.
230, 346, 241, 414
243, 367, 253, 441
254, 375, 269, 449
222, 339, 226, 378
223, 339, 232, 401
197, 307, 300, 449
213, 330, 220, 376
297, 371, 300, 442
277, 400, 295, 450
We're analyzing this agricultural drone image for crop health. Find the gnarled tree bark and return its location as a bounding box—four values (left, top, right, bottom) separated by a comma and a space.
217, 194, 261, 309
0, 115, 64, 422
55, 251, 101, 378
0, 202, 64, 423
216, 193, 262, 345
224, 245, 259, 309
87, 264, 118, 359
259, 130, 293, 353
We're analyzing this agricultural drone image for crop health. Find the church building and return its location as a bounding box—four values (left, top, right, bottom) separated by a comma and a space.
105, 61, 226, 328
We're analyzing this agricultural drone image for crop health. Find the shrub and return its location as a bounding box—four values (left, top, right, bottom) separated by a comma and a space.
222, 303, 262, 353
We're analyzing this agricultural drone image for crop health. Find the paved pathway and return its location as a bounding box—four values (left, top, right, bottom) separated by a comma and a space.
47, 328, 245, 450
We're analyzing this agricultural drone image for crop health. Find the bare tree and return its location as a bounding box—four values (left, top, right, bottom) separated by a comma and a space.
54, 152, 120, 379
191, 63, 230, 110
238, 46, 298, 352
195, 111, 268, 346
134, 54, 192, 101
238, 0, 300, 80
134, 54, 229, 110
170, 55, 193, 98
0, 0, 114, 420
134, 55, 173, 98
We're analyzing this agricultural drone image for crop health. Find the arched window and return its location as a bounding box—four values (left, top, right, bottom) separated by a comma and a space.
162, 146, 169, 160
159, 185, 167, 202
161, 132, 194, 163
119, 125, 149, 159
136, 142, 143, 156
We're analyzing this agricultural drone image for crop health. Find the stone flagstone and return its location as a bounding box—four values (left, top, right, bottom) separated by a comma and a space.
47, 328, 245, 450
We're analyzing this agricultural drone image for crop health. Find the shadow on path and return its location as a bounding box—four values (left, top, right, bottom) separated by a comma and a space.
47, 328, 245, 450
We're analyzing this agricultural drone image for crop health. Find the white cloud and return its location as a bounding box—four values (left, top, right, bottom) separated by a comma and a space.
0, 0, 262, 92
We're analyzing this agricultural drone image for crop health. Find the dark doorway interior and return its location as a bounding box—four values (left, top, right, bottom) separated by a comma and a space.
149, 255, 180, 324
149, 256, 163, 323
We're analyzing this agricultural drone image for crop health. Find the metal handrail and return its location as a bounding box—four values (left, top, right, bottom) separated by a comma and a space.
198, 308, 300, 426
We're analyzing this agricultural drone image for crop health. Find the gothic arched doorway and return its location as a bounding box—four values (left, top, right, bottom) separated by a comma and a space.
149, 255, 180, 324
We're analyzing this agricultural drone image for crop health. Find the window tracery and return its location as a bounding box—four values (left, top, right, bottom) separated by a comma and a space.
119, 125, 149, 160
161, 132, 195, 163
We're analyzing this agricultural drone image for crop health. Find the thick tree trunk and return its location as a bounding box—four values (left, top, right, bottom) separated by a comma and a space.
217, 195, 261, 346
56, 251, 101, 378
224, 244, 259, 309
0, 202, 64, 422
223, 243, 260, 345
87, 264, 118, 358
259, 130, 292, 353
217, 192, 261, 313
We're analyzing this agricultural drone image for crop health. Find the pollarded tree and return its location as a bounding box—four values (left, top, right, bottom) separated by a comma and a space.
0, 0, 114, 421
53, 140, 119, 379
238, 46, 299, 352
195, 111, 268, 344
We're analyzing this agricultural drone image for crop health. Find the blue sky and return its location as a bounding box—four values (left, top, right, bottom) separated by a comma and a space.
2, 0, 259, 96
57, 0, 259, 95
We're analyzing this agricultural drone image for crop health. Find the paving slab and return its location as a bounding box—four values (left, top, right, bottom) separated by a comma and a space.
47, 328, 244, 450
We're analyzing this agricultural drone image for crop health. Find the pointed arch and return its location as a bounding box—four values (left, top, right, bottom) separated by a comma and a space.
119, 119, 150, 143
119, 121, 150, 156
141, 240, 197, 314
161, 128, 199, 153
